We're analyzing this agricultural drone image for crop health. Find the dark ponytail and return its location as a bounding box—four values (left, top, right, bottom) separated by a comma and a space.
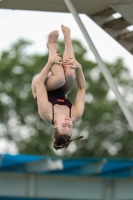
53, 129, 83, 150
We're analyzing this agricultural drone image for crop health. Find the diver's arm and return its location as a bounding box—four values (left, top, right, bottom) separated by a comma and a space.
72, 64, 86, 122
63, 58, 86, 122
75, 64, 86, 90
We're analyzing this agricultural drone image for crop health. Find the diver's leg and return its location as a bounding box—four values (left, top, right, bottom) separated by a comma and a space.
45, 30, 65, 91
60, 25, 76, 95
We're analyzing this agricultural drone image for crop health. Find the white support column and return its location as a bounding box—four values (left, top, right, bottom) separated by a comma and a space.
64, 0, 133, 131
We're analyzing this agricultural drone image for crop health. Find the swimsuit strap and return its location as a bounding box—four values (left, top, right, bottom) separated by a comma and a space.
69, 107, 71, 118
52, 106, 54, 125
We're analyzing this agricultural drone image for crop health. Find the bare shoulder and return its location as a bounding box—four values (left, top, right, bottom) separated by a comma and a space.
39, 102, 53, 125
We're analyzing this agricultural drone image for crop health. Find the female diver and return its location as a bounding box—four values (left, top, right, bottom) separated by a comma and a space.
31, 25, 86, 150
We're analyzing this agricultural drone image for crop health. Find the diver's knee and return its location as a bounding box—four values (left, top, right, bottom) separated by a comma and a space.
64, 69, 75, 80
57, 76, 66, 87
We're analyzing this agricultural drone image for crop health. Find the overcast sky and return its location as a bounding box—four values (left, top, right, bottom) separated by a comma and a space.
0, 9, 133, 154
0, 9, 133, 74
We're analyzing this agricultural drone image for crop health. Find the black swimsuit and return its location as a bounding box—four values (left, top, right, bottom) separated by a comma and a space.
35, 89, 72, 124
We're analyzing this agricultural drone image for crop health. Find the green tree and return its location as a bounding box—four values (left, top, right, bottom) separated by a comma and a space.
0, 39, 133, 158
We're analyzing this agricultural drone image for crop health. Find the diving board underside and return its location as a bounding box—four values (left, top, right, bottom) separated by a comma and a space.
0, 0, 127, 14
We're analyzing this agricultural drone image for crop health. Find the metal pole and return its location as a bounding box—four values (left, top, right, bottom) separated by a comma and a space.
64, 0, 133, 131
28, 174, 36, 197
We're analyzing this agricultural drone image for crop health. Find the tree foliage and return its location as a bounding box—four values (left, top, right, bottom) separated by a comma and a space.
0, 39, 133, 158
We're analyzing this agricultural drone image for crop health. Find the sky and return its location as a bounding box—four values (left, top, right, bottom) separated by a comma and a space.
0, 9, 133, 74
0, 9, 133, 154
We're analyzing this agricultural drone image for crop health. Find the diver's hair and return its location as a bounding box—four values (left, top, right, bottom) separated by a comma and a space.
53, 129, 83, 150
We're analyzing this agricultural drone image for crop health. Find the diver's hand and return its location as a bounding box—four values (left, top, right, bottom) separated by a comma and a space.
63, 58, 81, 70
49, 54, 63, 65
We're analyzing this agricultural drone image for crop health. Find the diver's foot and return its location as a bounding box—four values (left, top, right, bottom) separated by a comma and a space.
61, 25, 71, 43
46, 30, 59, 49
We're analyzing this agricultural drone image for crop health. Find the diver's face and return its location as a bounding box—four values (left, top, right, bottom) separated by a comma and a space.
54, 116, 73, 136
